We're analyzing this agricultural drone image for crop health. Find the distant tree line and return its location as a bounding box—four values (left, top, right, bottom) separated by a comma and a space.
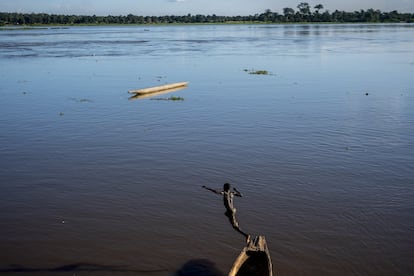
1, 2, 413, 26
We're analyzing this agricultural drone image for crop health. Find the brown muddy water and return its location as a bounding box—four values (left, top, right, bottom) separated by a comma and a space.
0, 24, 413, 275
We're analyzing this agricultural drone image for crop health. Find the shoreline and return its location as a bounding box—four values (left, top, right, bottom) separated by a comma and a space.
1, 21, 413, 29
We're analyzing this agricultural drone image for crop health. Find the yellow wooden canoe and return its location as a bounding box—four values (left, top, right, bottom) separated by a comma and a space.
128, 86, 187, 100
228, 236, 273, 276
128, 82, 189, 95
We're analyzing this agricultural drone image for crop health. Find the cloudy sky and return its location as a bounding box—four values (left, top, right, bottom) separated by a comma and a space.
1, 0, 413, 15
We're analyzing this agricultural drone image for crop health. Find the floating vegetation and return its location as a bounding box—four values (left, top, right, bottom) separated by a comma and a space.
244, 69, 272, 75
251, 70, 269, 75
79, 99, 93, 103
69, 97, 94, 103
150, 96, 184, 101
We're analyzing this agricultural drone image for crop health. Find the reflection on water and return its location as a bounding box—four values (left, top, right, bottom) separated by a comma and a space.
0, 24, 413, 275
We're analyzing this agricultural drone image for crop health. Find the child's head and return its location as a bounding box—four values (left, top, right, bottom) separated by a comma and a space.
223, 183, 231, 191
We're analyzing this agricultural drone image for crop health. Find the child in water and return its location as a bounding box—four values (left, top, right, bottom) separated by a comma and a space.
202, 183, 250, 242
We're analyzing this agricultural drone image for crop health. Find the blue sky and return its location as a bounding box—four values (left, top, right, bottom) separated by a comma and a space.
1, 0, 413, 15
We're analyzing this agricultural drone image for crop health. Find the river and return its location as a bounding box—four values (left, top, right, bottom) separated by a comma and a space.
0, 23, 413, 275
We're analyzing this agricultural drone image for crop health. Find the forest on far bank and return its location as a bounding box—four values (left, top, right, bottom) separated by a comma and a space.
1, 2, 414, 26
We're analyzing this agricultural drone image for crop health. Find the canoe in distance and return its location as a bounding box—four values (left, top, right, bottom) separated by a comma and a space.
128, 82, 189, 95
228, 235, 273, 276
128, 86, 186, 100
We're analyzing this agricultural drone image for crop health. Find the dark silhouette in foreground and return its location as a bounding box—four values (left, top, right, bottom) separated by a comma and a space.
0, 262, 167, 274
175, 259, 225, 276
202, 183, 250, 242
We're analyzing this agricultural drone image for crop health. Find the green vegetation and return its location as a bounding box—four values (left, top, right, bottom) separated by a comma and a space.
1, 2, 414, 26
150, 96, 184, 101
245, 69, 271, 75
69, 97, 94, 103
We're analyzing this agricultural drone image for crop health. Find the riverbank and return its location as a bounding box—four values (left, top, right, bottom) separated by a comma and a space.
1, 21, 413, 30
1, 8, 414, 27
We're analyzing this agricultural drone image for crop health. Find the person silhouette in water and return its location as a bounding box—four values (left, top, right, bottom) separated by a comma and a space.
202, 183, 250, 242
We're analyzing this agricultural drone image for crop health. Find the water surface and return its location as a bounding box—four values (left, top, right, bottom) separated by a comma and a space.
1, 24, 414, 275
